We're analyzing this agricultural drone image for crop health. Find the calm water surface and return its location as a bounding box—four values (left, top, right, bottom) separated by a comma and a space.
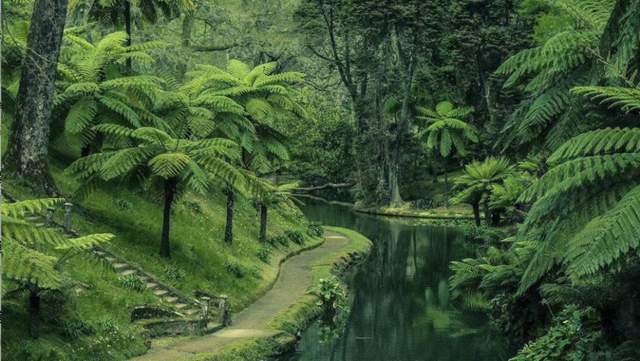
288, 199, 511, 361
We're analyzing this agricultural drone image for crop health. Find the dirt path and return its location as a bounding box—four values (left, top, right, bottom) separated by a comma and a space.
131, 231, 349, 361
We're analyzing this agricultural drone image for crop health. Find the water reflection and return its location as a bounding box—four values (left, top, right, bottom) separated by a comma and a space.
289, 199, 510, 361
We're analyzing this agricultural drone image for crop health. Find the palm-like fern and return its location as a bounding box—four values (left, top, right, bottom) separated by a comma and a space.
417, 101, 478, 208
452, 157, 512, 226
254, 182, 300, 242
182, 59, 306, 173
516, 125, 640, 293
55, 32, 166, 154
497, 0, 615, 149
66, 124, 249, 258
2, 198, 113, 337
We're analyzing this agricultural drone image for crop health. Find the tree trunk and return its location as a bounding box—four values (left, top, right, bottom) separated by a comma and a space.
259, 204, 268, 242
29, 287, 41, 339
444, 170, 449, 209
4, 0, 68, 195
160, 178, 177, 258
483, 200, 491, 227
389, 161, 402, 207
224, 187, 235, 244
124, 0, 132, 71
472, 202, 481, 226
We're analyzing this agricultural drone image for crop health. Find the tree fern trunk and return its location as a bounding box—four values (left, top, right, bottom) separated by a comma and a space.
483, 200, 491, 227
472, 202, 481, 226
4, 0, 67, 195
444, 169, 449, 209
124, 0, 132, 71
259, 204, 268, 242
160, 178, 177, 258
29, 287, 41, 339
224, 187, 234, 244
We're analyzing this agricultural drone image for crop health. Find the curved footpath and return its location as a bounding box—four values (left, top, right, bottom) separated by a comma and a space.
131, 229, 369, 361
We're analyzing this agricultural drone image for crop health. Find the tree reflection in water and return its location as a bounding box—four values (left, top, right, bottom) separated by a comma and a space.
289, 199, 511, 361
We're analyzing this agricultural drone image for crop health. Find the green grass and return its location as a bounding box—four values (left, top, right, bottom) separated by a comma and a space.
3, 154, 315, 360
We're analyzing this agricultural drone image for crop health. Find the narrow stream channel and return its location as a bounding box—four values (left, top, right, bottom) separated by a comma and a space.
288, 199, 511, 361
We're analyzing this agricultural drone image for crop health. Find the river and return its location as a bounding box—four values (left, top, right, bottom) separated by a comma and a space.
288, 199, 511, 361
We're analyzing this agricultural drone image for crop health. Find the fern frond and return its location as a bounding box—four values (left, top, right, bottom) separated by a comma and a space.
572, 86, 640, 113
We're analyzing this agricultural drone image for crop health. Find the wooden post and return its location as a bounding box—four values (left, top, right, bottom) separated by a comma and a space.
199, 296, 210, 333
218, 295, 231, 326
63, 202, 73, 233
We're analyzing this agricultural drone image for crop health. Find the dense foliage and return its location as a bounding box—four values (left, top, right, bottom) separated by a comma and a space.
3, 0, 640, 360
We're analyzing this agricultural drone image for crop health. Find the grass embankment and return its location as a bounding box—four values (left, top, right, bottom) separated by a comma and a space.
191, 227, 372, 361
3, 158, 316, 360
355, 203, 478, 220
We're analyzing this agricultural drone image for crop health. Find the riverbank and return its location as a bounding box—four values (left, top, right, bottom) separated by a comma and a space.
298, 194, 478, 221
354, 204, 478, 220
131, 227, 372, 361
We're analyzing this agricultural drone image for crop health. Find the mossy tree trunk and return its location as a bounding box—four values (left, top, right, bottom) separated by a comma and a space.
124, 0, 132, 71
4, 0, 68, 195
472, 202, 481, 226
160, 178, 177, 258
259, 203, 268, 242
483, 200, 491, 227
224, 186, 235, 244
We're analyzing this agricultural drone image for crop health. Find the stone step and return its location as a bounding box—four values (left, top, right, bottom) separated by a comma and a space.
154, 289, 169, 296
165, 296, 179, 303
105, 257, 116, 262
184, 309, 199, 316
175, 303, 188, 309
119, 269, 136, 276
146, 282, 158, 289
112, 263, 129, 270
94, 250, 106, 256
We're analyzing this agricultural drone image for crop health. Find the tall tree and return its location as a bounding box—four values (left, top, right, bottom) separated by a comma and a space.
67, 125, 247, 258
182, 59, 305, 243
4, 0, 69, 194
418, 101, 478, 207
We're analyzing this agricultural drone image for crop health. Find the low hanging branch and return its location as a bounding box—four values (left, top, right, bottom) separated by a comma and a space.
190, 43, 238, 52
295, 182, 353, 192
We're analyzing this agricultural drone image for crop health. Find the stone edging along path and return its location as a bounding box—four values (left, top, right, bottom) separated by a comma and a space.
130, 228, 371, 361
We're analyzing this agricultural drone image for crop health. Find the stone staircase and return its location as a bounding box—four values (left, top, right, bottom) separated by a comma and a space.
90, 248, 202, 317
4, 192, 215, 321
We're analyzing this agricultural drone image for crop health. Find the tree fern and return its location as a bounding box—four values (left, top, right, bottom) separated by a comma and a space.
66, 123, 258, 258
517, 126, 640, 293
55, 32, 165, 153
2, 198, 113, 335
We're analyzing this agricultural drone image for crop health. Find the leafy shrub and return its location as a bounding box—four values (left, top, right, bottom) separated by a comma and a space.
62, 319, 95, 338
113, 198, 132, 210
224, 261, 245, 278
307, 223, 324, 237
268, 234, 289, 247
163, 265, 186, 282
286, 230, 305, 244
311, 276, 348, 342
256, 245, 273, 263
119, 275, 145, 292
510, 305, 611, 361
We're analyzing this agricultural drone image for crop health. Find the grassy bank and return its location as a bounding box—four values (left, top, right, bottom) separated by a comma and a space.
2, 164, 316, 360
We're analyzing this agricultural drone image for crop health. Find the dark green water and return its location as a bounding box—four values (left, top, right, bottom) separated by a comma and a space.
290, 199, 511, 361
